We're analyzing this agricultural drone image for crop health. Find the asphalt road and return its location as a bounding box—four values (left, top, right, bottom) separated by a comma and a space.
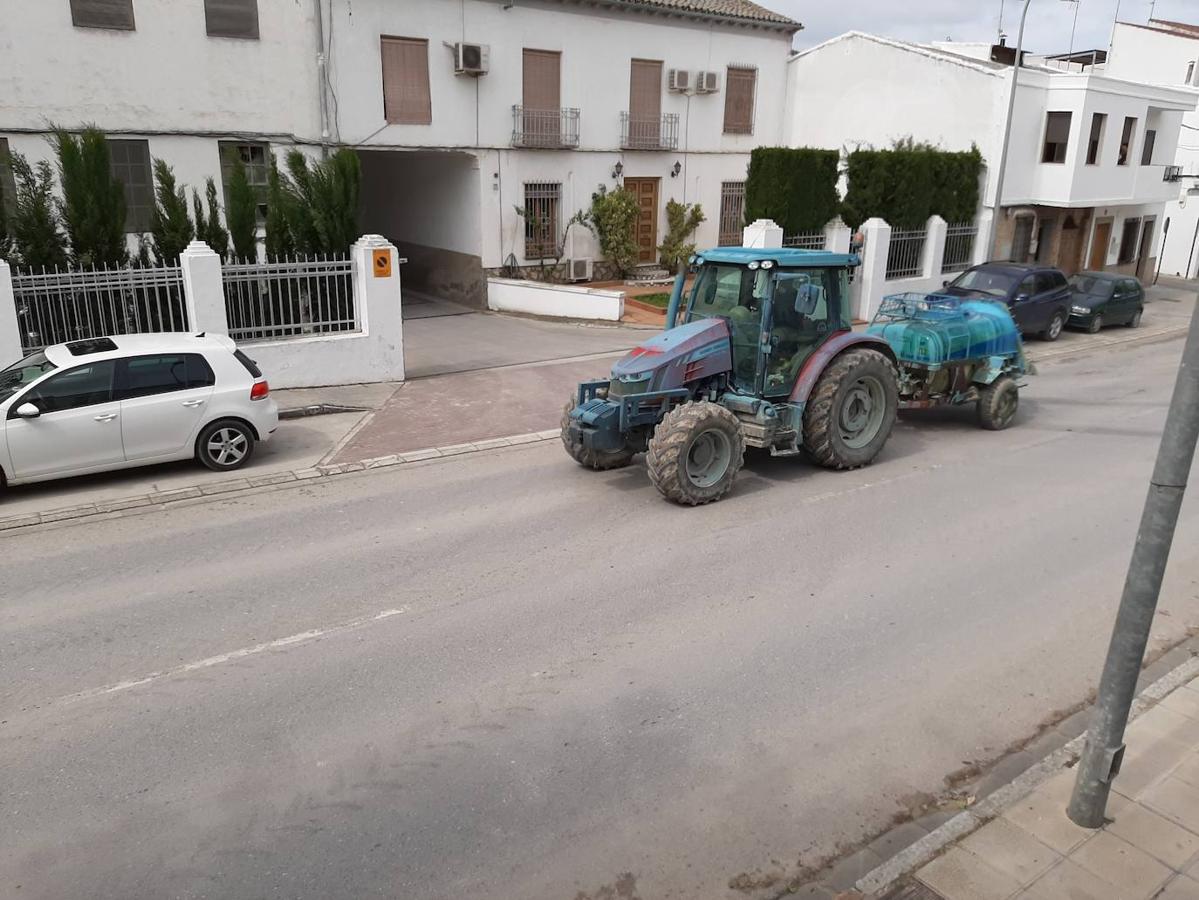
5, 334, 1199, 900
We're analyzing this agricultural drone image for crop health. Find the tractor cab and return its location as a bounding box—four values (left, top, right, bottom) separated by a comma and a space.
678, 248, 856, 400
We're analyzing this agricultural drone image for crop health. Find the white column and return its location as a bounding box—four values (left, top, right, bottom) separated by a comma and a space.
824, 217, 852, 254
974, 209, 995, 264
0, 260, 22, 364
742, 219, 784, 249
925, 215, 948, 281
855, 218, 892, 322
179, 240, 228, 334
352, 234, 405, 382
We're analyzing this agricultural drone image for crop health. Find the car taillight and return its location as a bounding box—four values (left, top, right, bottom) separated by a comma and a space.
250, 380, 270, 400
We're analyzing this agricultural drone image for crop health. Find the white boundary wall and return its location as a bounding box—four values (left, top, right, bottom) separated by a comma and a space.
487, 278, 625, 321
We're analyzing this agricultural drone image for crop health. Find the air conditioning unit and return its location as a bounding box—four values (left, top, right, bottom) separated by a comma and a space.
1164, 164, 1183, 183
695, 71, 720, 94
568, 258, 593, 282
454, 42, 489, 76
668, 69, 691, 93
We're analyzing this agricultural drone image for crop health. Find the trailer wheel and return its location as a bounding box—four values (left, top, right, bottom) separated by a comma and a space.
977, 376, 1019, 431
647, 401, 745, 506
803, 349, 898, 470
560, 397, 635, 470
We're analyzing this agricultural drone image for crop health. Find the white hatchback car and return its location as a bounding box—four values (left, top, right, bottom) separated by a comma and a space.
0, 333, 279, 486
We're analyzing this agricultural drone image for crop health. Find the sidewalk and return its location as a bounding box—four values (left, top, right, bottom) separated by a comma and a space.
907, 673, 1199, 900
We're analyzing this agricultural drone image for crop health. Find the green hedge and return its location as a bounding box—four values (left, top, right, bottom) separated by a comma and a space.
841, 140, 983, 229
744, 147, 840, 234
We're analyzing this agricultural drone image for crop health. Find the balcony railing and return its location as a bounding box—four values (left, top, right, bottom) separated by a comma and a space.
512, 106, 580, 149
620, 112, 680, 150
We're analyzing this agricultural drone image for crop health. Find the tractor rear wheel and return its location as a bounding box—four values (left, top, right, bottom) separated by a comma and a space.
561, 397, 635, 470
646, 401, 745, 506
977, 376, 1019, 430
803, 349, 898, 470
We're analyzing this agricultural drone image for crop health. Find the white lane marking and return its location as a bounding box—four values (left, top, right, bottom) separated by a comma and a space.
54, 607, 409, 706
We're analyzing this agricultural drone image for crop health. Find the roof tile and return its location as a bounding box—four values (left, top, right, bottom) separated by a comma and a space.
607, 0, 799, 29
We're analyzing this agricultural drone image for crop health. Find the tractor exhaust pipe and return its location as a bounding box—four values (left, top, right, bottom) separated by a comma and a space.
664, 270, 687, 330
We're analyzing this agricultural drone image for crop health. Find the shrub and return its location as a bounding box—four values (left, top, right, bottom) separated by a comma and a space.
841, 139, 984, 229
745, 147, 840, 235
8, 153, 68, 269
264, 155, 295, 258
200, 177, 230, 260
658, 200, 705, 274
149, 159, 195, 264
52, 126, 127, 266
225, 155, 258, 261
589, 185, 639, 276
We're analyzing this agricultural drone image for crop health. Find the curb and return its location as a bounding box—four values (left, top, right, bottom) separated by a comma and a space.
278, 403, 370, 420
0, 429, 562, 534
854, 653, 1199, 897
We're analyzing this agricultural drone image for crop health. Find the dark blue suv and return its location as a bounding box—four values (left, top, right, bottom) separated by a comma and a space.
942, 263, 1071, 341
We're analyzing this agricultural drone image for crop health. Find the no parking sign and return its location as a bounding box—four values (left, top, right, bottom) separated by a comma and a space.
372, 250, 392, 278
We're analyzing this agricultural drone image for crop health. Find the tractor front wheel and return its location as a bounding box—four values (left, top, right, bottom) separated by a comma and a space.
561, 397, 635, 470
977, 376, 1019, 430
647, 401, 745, 506
803, 349, 898, 470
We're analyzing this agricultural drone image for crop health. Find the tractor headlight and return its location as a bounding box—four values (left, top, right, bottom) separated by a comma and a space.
1071, 305, 1090, 314
747, 261, 760, 270
761, 260, 775, 269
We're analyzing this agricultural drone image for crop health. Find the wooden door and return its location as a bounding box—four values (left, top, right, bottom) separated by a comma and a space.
1057, 215, 1083, 276
1137, 219, 1155, 279
522, 49, 561, 146
624, 178, 659, 265
1089, 220, 1112, 271
628, 60, 663, 148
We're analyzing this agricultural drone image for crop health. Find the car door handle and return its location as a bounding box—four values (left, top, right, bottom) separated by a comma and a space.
94, 413, 118, 422
181, 399, 205, 408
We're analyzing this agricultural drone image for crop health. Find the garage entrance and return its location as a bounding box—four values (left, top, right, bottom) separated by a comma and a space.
358, 150, 485, 310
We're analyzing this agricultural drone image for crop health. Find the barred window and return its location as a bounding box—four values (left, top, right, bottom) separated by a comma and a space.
219, 141, 271, 223
718, 181, 745, 246
107, 139, 153, 233
524, 182, 561, 260
0, 138, 16, 220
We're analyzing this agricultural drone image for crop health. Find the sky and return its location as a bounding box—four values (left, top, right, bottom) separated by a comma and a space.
760, 0, 1199, 55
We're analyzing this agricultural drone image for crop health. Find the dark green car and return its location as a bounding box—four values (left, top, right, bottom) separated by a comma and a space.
1068, 271, 1144, 333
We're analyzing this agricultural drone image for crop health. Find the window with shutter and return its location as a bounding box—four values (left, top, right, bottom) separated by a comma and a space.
1040, 111, 1071, 164
107, 139, 153, 233
381, 37, 432, 125
70, 0, 135, 30
205, 0, 259, 39
723, 67, 756, 135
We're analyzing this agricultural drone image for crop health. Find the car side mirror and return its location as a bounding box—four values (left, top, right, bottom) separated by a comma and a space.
942, 279, 949, 288
15, 402, 40, 419
1015, 293, 1030, 304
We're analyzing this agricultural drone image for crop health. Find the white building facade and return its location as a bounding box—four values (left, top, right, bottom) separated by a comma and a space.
784, 32, 1197, 279
0, 0, 798, 305
1107, 19, 1199, 278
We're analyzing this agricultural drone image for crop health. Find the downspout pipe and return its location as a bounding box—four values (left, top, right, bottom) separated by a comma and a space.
314, 0, 331, 157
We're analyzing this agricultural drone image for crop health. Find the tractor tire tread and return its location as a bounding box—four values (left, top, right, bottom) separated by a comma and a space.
977, 375, 1019, 431
802, 349, 898, 471
560, 397, 635, 470
646, 401, 745, 506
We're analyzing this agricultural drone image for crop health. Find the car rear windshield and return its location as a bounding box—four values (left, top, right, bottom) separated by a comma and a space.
0, 351, 57, 403
233, 349, 262, 379
950, 268, 1019, 297
1069, 276, 1114, 298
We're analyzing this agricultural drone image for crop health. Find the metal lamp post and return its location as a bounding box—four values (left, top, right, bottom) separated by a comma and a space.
988, 0, 1033, 261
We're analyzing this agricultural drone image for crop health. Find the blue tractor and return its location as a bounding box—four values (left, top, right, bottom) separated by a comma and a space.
562, 247, 1027, 505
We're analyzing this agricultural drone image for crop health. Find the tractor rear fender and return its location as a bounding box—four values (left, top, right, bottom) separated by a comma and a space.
788, 332, 898, 404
